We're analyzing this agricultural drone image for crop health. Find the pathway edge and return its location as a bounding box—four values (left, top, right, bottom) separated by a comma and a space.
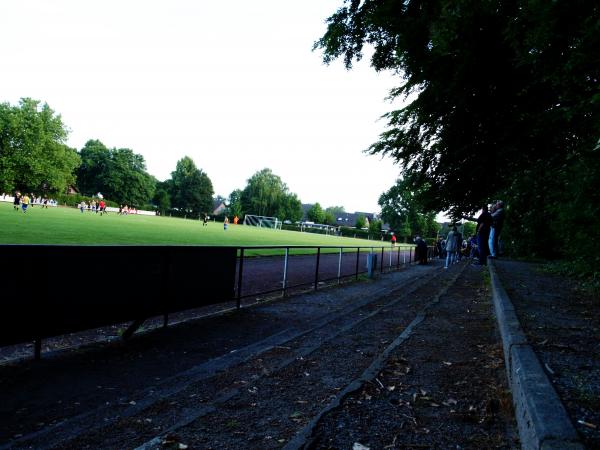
488, 259, 583, 450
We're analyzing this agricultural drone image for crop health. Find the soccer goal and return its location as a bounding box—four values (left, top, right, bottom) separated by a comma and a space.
243, 214, 283, 230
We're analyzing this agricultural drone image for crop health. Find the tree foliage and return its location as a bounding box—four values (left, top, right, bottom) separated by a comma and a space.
169, 156, 214, 216
307, 202, 325, 223
379, 178, 438, 239
369, 218, 382, 234
152, 180, 171, 214
316, 0, 600, 261
240, 168, 303, 221
355, 214, 367, 229
275, 192, 304, 223
0, 98, 80, 194
77, 139, 155, 206
228, 189, 243, 218
324, 206, 344, 225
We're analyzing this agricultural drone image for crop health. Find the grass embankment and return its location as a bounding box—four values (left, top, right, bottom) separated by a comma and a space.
0, 202, 403, 256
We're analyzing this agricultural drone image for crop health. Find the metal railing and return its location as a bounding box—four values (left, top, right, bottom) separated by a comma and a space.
0, 244, 434, 359
234, 245, 435, 306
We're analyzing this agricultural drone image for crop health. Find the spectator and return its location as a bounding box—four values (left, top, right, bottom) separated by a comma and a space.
489, 200, 505, 258
223, 216, 229, 231
444, 225, 459, 268
391, 233, 397, 247
436, 237, 444, 259
467, 235, 477, 258
475, 205, 493, 265
414, 236, 428, 265
455, 228, 463, 261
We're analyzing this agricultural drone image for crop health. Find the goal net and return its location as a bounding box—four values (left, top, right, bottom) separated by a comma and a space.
243, 214, 282, 230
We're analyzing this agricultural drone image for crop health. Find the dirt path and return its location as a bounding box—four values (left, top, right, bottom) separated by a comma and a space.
0, 259, 518, 449
307, 264, 518, 449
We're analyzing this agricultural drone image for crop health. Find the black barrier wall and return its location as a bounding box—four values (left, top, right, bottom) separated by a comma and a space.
0, 245, 237, 347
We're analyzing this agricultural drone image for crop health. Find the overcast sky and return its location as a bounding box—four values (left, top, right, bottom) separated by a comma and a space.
1, 0, 406, 213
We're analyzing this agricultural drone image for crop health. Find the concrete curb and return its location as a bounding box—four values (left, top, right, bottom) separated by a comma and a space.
488, 259, 584, 450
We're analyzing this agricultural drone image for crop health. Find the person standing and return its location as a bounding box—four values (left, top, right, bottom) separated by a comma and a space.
21, 193, 30, 213
475, 205, 493, 265
13, 192, 20, 211
489, 201, 505, 258
416, 236, 428, 264
223, 216, 229, 231
455, 228, 463, 262
391, 233, 397, 247
444, 226, 459, 268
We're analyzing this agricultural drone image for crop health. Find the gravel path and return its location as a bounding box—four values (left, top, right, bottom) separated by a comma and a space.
0, 258, 519, 449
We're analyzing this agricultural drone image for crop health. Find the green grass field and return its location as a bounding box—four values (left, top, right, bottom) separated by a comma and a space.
0, 202, 401, 254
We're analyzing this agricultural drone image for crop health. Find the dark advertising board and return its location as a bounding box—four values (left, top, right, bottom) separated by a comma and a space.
0, 245, 237, 347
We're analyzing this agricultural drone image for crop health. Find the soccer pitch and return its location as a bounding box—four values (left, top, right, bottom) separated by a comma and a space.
0, 202, 399, 252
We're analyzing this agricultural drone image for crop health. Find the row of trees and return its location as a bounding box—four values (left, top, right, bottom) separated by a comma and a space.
0, 100, 378, 225
1, 99, 435, 234
0, 98, 215, 213
0, 99, 80, 196
317, 0, 599, 270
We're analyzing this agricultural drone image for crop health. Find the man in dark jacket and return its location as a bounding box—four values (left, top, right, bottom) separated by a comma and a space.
489, 201, 505, 258
415, 236, 428, 265
475, 205, 492, 265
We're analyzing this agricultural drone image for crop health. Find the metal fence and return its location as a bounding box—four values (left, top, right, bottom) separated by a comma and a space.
0, 244, 434, 359
234, 245, 435, 305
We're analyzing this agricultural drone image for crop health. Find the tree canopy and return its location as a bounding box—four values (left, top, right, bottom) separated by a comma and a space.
240, 168, 303, 221
307, 202, 326, 224
317, 0, 600, 260
169, 156, 214, 216
76, 139, 155, 206
379, 178, 438, 240
0, 98, 80, 194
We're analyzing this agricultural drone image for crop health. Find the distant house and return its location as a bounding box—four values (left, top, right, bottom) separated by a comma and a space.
301, 204, 378, 227
212, 199, 227, 216
334, 212, 376, 227
66, 185, 79, 195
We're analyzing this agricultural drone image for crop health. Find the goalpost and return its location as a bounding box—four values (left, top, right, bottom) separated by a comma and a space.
243, 214, 283, 230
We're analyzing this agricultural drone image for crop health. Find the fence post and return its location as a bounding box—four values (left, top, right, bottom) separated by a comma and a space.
355, 247, 360, 280
337, 248, 342, 284
380, 247, 384, 273
282, 247, 289, 297
410, 247, 413, 264
237, 248, 245, 309
397, 246, 401, 268
314, 247, 321, 290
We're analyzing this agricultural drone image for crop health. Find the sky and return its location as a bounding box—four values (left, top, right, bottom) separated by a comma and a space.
0, 0, 407, 213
